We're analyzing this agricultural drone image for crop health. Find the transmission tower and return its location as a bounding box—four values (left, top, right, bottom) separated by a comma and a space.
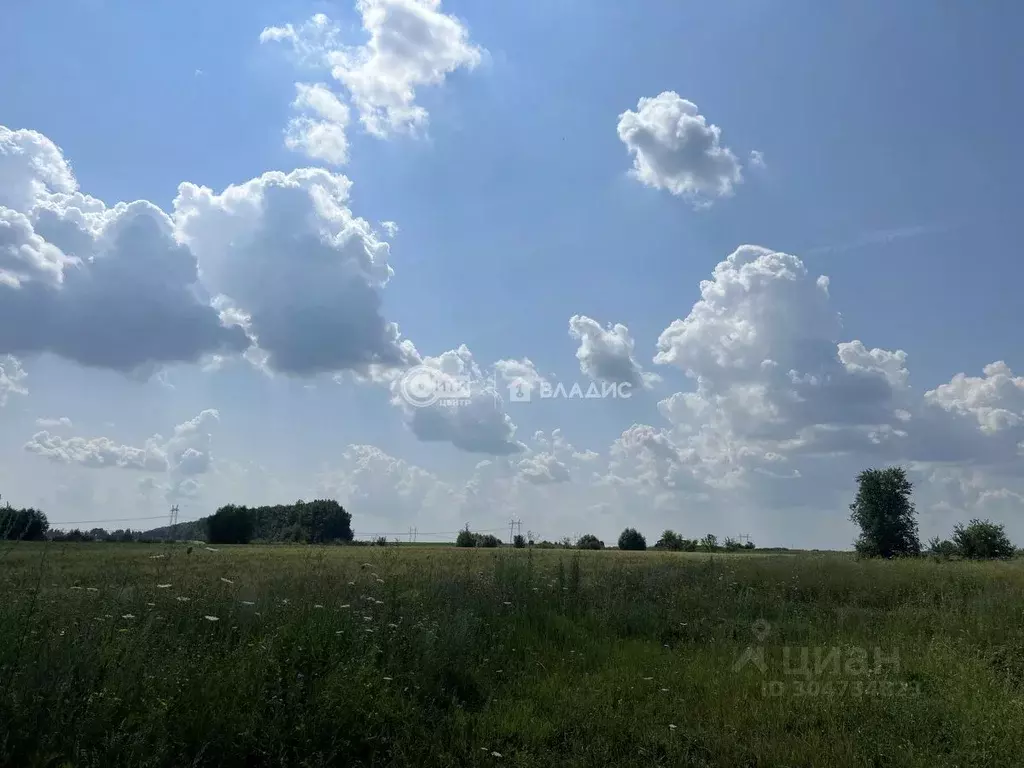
169, 505, 179, 540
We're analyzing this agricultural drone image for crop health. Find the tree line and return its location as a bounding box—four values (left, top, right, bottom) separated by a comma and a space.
205, 500, 353, 544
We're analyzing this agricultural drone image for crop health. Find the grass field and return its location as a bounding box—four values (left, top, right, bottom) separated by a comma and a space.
3, 543, 1024, 767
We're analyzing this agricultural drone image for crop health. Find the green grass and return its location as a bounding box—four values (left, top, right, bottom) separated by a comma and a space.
3, 543, 1024, 767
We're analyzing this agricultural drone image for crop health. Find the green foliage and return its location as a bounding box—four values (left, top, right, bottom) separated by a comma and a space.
849, 466, 921, 558
699, 533, 718, 552
655, 529, 682, 550
206, 505, 255, 545
927, 536, 958, 559
206, 500, 352, 545
455, 526, 475, 548
617, 527, 646, 551
513, 534, 526, 549
576, 533, 605, 550
476, 533, 501, 548
0, 505, 49, 540
953, 519, 1015, 560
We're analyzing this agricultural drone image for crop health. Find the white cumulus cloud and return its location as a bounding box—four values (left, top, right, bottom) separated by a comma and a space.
617, 92, 745, 206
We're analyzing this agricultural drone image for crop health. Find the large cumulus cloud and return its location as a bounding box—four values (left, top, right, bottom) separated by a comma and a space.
0, 127, 249, 372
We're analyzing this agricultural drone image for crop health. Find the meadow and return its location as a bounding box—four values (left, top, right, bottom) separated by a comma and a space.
2, 543, 1024, 767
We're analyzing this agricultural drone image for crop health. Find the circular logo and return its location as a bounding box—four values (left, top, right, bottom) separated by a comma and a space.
399, 365, 443, 408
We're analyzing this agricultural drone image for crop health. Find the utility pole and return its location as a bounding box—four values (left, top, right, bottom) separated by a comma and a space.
169, 505, 179, 541
508, 517, 522, 545
738, 533, 750, 545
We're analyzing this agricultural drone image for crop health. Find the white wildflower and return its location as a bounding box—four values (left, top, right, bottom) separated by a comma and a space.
156, 584, 172, 589
204, 615, 219, 622
220, 577, 234, 584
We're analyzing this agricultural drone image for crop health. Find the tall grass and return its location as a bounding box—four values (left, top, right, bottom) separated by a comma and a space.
2, 544, 1024, 766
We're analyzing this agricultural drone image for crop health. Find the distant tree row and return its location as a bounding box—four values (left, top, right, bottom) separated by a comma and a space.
850, 466, 1017, 560
206, 500, 353, 544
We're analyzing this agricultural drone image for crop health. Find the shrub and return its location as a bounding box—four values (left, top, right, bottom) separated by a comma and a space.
455, 526, 476, 548
576, 534, 605, 550
655, 530, 682, 550
513, 534, 526, 549
617, 528, 646, 551
952, 519, 1015, 560
699, 534, 718, 552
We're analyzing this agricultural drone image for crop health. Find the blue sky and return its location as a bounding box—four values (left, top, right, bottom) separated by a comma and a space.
1, 0, 1022, 547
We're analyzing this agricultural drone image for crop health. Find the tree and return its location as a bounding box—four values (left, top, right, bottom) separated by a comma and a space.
476, 534, 501, 548
576, 533, 605, 550
455, 525, 476, 548
617, 528, 646, 551
952, 519, 1015, 560
655, 530, 682, 550
927, 535, 958, 559
723, 537, 741, 551
849, 467, 920, 558
699, 534, 718, 552
513, 534, 526, 549
0, 506, 49, 541
206, 505, 254, 545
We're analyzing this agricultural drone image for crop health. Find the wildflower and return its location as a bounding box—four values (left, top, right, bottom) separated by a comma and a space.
643, 677, 653, 681
382, 676, 392, 681
376, 578, 384, 584
86, 587, 99, 592
661, 688, 669, 692
387, 623, 398, 629
175, 596, 190, 602
669, 724, 677, 730
70, 585, 83, 590
220, 578, 234, 584
122, 614, 135, 620
503, 601, 512, 606
281, 598, 290, 604
204, 615, 219, 622
314, 604, 324, 609
241, 600, 255, 606
146, 602, 156, 607
363, 616, 373, 621
348, 581, 356, 586
340, 604, 351, 609
365, 628, 374, 633
336, 630, 344, 635
156, 584, 172, 589
492, 752, 503, 758
149, 554, 165, 559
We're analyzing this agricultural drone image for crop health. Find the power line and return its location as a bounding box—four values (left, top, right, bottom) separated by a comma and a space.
48, 514, 172, 526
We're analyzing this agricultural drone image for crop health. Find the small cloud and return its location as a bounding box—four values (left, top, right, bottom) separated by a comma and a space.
36, 417, 72, 428
380, 221, 399, 238
195, 68, 204, 77
749, 150, 766, 168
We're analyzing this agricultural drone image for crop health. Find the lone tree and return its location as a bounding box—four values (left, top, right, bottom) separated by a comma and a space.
952, 519, 1015, 560
617, 527, 647, 551
849, 466, 920, 558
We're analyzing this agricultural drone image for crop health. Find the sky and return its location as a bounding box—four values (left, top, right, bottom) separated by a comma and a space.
1, 0, 1022, 548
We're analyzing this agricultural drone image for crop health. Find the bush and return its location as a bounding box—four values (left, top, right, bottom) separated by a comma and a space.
455, 526, 475, 548
926, 536, 958, 559
952, 519, 1015, 560
617, 528, 646, 551
477, 534, 501, 548
513, 534, 526, 549
699, 534, 718, 552
576, 534, 605, 550
655, 530, 682, 550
